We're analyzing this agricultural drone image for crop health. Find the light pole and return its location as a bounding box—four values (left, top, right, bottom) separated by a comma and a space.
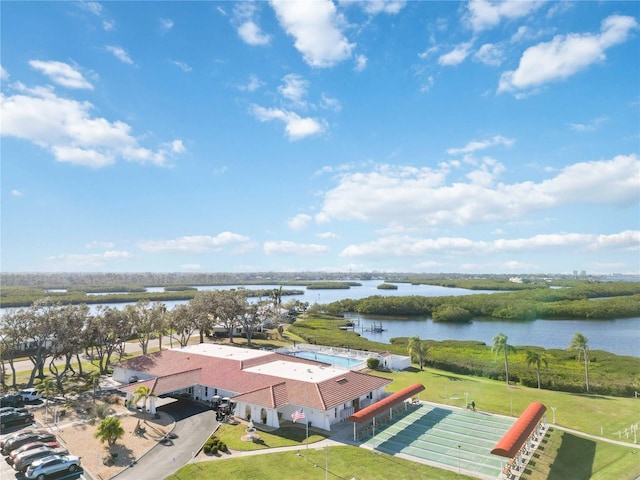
464, 392, 468, 409
551, 406, 556, 424
457, 444, 461, 475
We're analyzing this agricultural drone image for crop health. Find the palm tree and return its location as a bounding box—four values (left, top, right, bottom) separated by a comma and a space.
87, 369, 102, 404
94, 416, 125, 448
525, 350, 548, 389
569, 332, 590, 393
407, 335, 429, 370
132, 384, 157, 422
492, 333, 516, 385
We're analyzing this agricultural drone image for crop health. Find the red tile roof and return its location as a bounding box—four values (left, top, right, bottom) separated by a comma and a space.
114, 347, 393, 411
491, 402, 546, 458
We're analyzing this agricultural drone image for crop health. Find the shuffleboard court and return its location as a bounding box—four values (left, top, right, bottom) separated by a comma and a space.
362, 402, 515, 479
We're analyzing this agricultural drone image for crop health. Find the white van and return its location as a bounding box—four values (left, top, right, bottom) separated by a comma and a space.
19, 388, 42, 403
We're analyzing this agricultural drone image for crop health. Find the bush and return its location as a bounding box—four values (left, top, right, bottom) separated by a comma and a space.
367, 357, 380, 370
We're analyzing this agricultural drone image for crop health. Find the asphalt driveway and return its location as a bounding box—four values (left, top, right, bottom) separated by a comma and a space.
111, 398, 217, 480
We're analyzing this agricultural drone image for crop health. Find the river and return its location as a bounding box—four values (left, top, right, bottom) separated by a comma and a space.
5, 280, 639, 357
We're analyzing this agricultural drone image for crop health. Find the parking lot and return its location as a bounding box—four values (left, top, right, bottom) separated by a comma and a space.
0, 402, 85, 480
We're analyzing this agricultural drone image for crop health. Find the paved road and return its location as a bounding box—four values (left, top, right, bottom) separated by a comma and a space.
110, 398, 217, 480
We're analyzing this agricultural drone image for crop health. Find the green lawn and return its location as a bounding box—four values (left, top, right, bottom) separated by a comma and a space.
216, 423, 329, 451
167, 446, 476, 480
370, 367, 640, 442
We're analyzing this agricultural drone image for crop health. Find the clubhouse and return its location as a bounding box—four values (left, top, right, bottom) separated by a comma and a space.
113, 343, 393, 431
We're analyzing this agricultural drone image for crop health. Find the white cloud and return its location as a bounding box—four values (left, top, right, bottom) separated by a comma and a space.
357, 0, 406, 15
11, 189, 23, 197
238, 74, 265, 92
320, 93, 342, 112
288, 213, 312, 230
106, 45, 134, 65
234, 3, 271, 46
474, 43, 504, 66
340, 230, 640, 258
354, 54, 367, 72
270, 0, 354, 68
159, 18, 174, 32
238, 20, 271, 46
498, 15, 638, 94
438, 42, 473, 66
251, 104, 326, 141
77, 1, 103, 16
86, 240, 115, 249
317, 231, 338, 239
138, 233, 251, 253
264, 240, 329, 256
278, 74, 309, 106
45, 250, 133, 269
29, 60, 93, 89
317, 154, 640, 229
568, 116, 607, 132
1, 66, 8, 80
465, 0, 546, 33
0, 83, 183, 168
446, 135, 514, 155
170, 60, 192, 72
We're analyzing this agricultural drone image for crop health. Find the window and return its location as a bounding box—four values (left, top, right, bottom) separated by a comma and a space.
205, 387, 208, 397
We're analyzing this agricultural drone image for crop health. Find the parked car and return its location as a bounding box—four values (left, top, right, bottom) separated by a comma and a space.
0, 410, 34, 431
1, 430, 55, 455
0, 427, 38, 449
0, 406, 29, 415
7, 441, 61, 465
0, 394, 25, 407
13, 445, 68, 472
19, 388, 43, 403
25, 454, 82, 480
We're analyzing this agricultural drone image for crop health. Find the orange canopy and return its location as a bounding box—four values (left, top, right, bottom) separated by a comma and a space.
347, 383, 425, 423
491, 402, 546, 458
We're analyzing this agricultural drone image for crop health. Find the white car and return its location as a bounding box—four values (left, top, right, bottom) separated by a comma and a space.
25, 454, 81, 480
19, 388, 43, 403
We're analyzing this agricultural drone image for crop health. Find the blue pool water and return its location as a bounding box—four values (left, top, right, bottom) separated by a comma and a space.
287, 350, 364, 368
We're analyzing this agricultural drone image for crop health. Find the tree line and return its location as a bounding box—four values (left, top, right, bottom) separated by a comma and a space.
0, 289, 309, 393
320, 281, 640, 320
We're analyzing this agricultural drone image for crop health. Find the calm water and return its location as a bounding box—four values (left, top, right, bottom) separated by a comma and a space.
7, 280, 640, 357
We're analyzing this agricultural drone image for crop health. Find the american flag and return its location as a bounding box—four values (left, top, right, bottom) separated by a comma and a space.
291, 409, 305, 423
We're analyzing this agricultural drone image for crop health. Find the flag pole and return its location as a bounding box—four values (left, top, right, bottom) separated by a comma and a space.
306, 420, 309, 459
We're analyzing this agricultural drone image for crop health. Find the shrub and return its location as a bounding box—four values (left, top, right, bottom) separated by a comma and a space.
367, 357, 380, 370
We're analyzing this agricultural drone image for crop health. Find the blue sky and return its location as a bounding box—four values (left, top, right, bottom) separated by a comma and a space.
1, 0, 639, 275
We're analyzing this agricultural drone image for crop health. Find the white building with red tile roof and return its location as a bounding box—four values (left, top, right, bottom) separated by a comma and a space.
112, 343, 392, 431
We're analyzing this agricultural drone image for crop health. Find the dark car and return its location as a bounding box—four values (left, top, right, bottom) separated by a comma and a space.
0, 394, 25, 407
1, 430, 54, 456
0, 427, 39, 449
0, 410, 34, 431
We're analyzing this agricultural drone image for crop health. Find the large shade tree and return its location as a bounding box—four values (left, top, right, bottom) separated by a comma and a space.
492, 332, 516, 385
569, 332, 590, 393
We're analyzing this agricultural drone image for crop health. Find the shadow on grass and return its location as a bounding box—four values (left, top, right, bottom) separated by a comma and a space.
432, 372, 476, 382
547, 431, 595, 480
569, 393, 612, 401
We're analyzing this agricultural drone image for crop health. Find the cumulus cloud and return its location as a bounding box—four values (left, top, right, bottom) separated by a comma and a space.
106, 45, 134, 65
316, 154, 640, 229
288, 213, 312, 230
438, 42, 473, 66
270, 0, 354, 68
1, 65, 9, 80
234, 3, 271, 46
340, 230, 640, 258
251, 104, 326, 141
498, 15, 638, 95
138, 233, 251, 253
264, 240, 329, 256
568, 116, 607, 132
278, 74, 309, 106
474, 43, 504, 66
356, 0, 406, 15
159, 17, 174, 32
11, 189, 23, 197
465, 0, 546, 33
0, 83, 184, 168
29, 60, 93, 89
86, 240, 115, 249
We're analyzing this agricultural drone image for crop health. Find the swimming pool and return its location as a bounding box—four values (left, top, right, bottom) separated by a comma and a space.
286, 350, 366, 369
